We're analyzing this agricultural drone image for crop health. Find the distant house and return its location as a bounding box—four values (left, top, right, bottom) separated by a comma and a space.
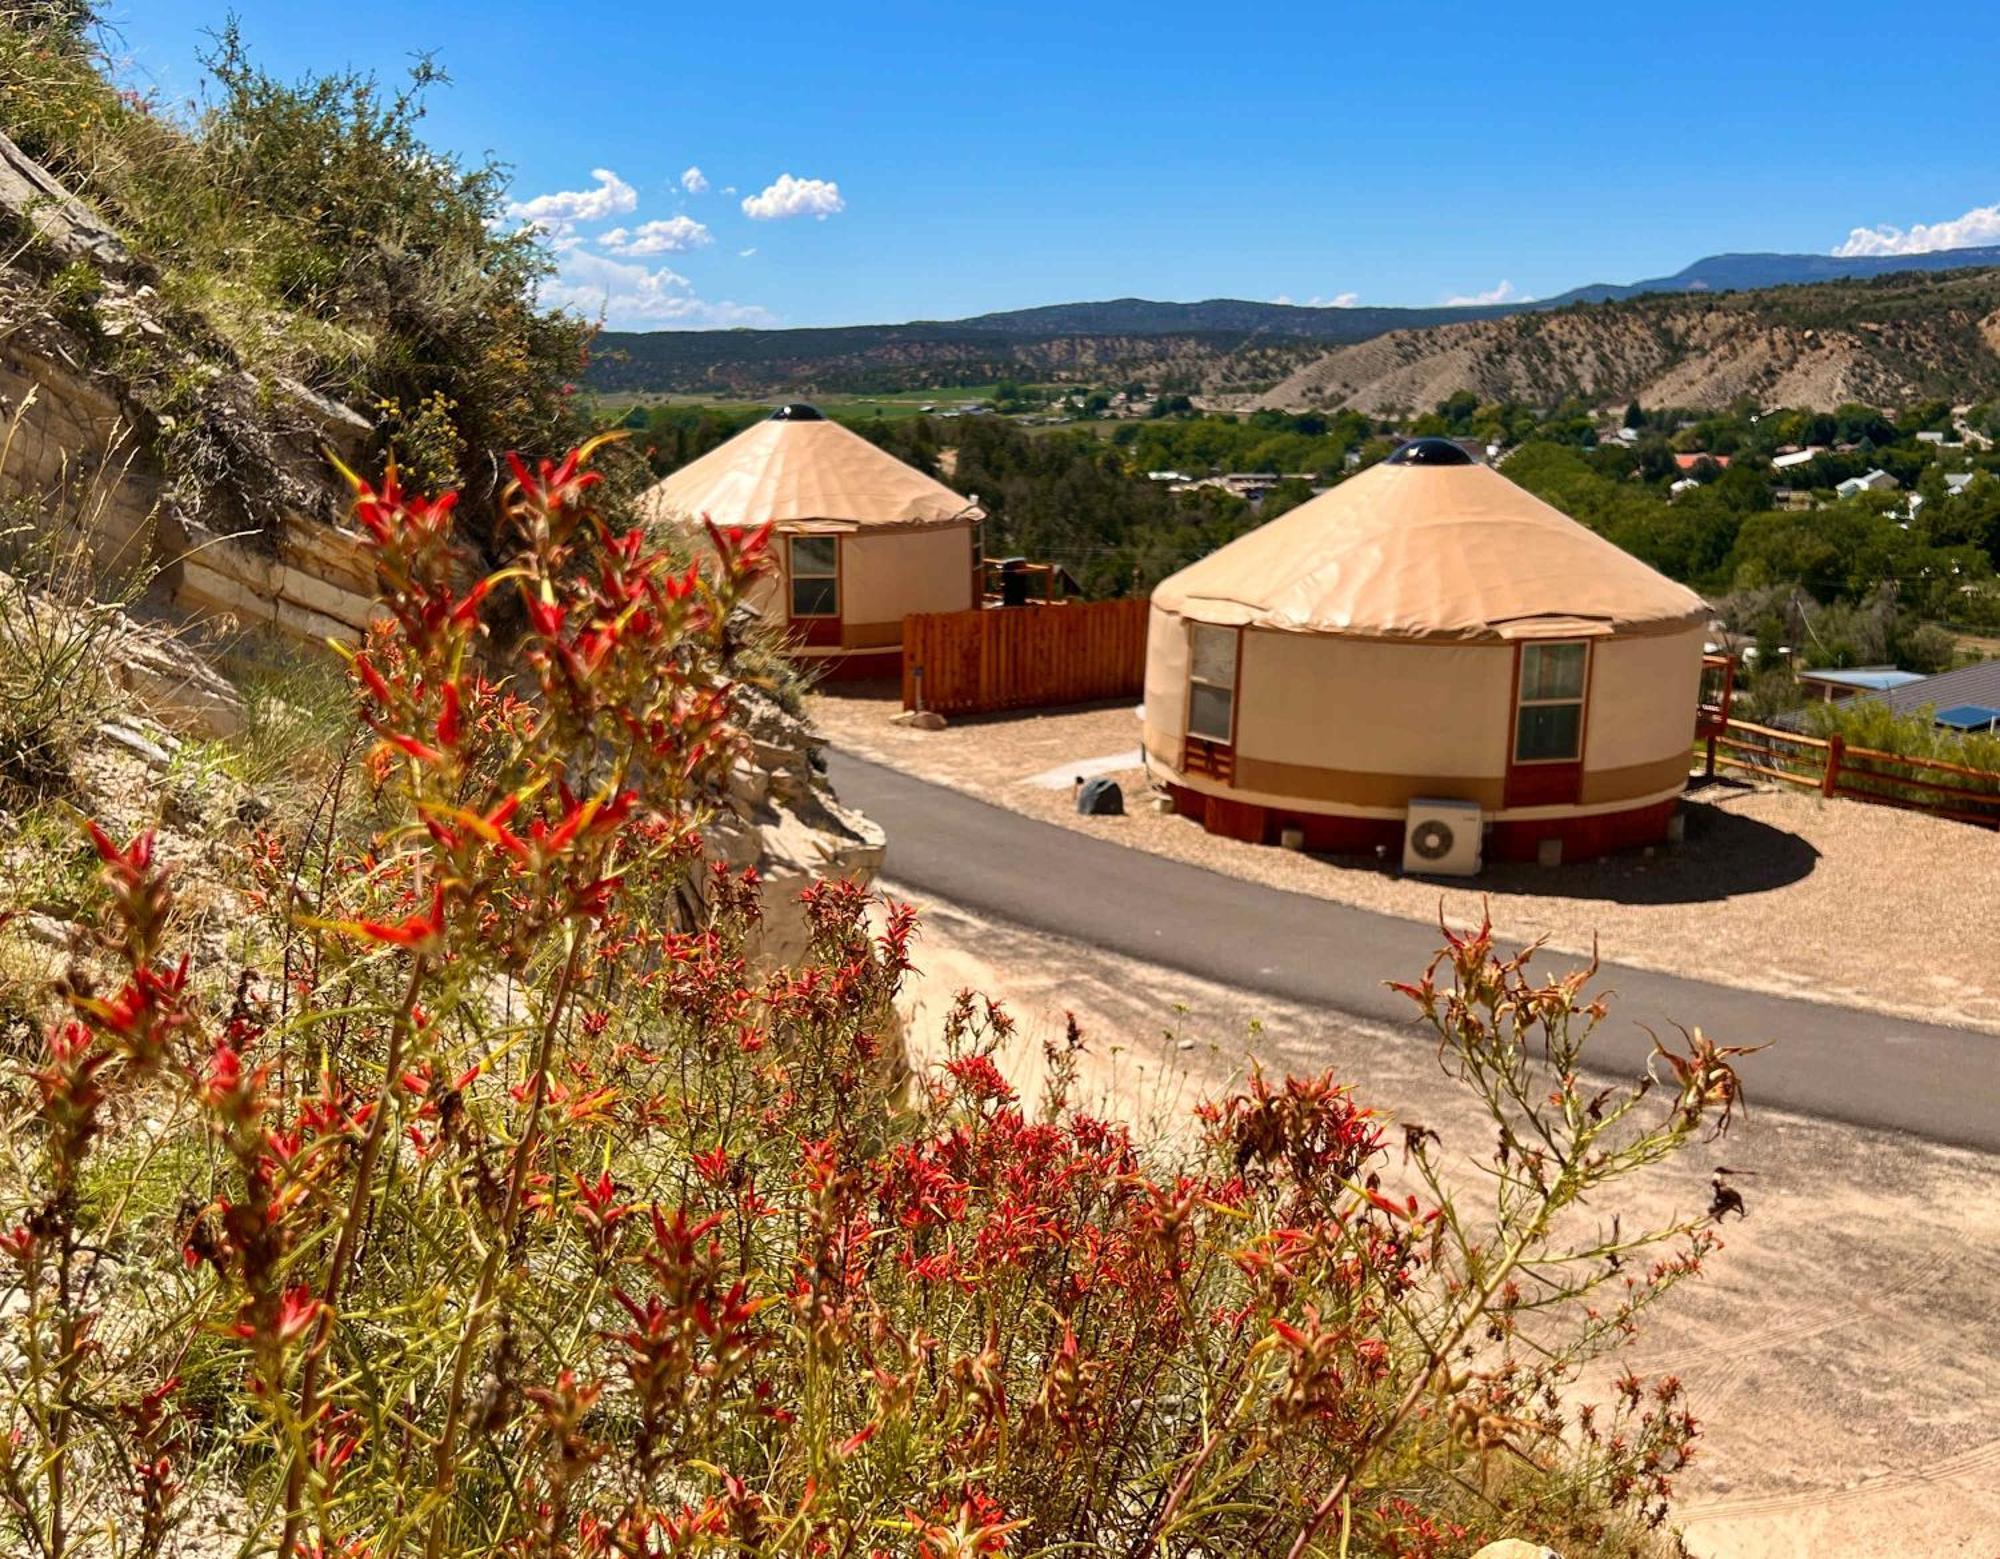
1771, 447, 1827, 470
1945, 471, 1978, 496
1668, 477, 1702, 496
1835, 469, 1900, 498
1795, 665, 1927, 703
1854, 658, 2000, 734
1916, 430, 1947, 446
1673, 452, 1731, 472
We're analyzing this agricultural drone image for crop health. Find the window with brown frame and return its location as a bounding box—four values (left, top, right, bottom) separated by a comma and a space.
1186, 623, 1239, 744
1513, 641, 1588, 763
788, 535, 839, 619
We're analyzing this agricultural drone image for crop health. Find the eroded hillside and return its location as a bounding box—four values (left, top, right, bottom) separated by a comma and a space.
1248, 270, 2000, 412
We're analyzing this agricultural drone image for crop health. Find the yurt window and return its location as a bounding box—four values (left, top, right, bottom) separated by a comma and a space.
789, 536, 840, 619
1513, 641, 1589, 763
1186, 624, 1240, 744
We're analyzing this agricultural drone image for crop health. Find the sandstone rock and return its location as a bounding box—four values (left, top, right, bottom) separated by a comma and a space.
94, 719, 175, 769
704, 689, 886, 968
108, 621, 246, 738
1471, 1542, 1561, 1559
892, 709, 947, 731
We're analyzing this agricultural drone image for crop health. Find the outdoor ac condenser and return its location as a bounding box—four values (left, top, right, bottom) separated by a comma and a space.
1402, 798, 1483, 877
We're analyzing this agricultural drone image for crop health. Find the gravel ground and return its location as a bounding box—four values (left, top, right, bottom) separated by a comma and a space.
891, 889, 2000, 1559
811, 685, 2000, 1035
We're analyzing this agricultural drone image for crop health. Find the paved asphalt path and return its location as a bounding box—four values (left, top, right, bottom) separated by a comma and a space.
827, 749, 1999, 1154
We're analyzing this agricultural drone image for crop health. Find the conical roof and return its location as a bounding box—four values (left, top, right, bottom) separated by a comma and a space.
637, 407, 980, 534
1152, 450, 1707, 642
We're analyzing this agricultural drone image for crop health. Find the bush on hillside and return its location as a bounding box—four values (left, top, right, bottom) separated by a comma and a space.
0, 441, 1748, 1557
0, 13, 591, 513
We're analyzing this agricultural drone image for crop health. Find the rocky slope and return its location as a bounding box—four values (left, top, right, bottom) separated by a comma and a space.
1246, 270, 2000, 412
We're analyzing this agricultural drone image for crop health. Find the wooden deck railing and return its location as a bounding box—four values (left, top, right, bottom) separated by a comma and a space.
902, 597, 1150, 716
1710, 717, 2000, 828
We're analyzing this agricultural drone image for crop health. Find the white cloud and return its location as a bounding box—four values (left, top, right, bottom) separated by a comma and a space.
1274, 292, 1359, 308
1442, 279, 1526, 306
738, 247, 758, 258
504, 168, 637, 240
541, 249, 776, 329
742, 173, 845, 221
680, 165, 709, 195
1834, 201, 2000, 257
599, 216, 713, 255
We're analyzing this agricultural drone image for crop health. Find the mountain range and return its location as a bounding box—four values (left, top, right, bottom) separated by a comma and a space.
581, 243, 2000, 407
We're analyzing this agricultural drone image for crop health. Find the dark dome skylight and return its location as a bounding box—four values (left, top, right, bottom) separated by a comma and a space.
1385, 437, 1474, 466
770, 403, 826, 421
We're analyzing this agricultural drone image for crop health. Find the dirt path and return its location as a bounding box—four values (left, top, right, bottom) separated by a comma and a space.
890, 888, 2000, 1559
814, 686, 2000, 1034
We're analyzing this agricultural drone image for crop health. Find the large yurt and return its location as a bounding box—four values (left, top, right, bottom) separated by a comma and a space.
1142, 439, 1709, 866
638, 405, 982, 677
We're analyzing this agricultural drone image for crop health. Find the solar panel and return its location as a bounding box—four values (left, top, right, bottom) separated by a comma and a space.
1933, 703, 2000, 732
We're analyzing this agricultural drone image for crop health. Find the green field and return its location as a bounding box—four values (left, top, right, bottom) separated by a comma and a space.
582, 384, 1018, 424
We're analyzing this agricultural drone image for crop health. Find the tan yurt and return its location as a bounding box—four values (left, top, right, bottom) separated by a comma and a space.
1142, 439, 1709, 866
638, 404, 982, 678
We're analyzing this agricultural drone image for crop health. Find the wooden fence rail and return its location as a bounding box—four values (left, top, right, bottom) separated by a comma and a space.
902, 598, 1151, 716
1710, 717, 2000, 828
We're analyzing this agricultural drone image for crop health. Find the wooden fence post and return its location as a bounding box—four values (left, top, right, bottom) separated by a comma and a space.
1822, 732, 1845, 798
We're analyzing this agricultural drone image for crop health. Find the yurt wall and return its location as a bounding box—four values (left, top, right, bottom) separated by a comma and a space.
1578, 625, 1706, 801
841, 525, 977, 634
1234, 633, 1513, 791
1141, 604, 1199, 772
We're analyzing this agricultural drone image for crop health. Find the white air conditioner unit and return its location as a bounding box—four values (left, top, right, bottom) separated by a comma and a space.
1403, 798, 1483, 877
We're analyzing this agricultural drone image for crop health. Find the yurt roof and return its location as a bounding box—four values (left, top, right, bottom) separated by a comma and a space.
1152, 442, 1707, 643
636, 405, 981, 534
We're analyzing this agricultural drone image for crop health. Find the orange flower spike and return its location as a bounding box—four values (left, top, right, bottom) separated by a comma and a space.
331, 882, 448, 952
381, 730, 446, 766
436, 680, 463, 749
85, 820, 155, 875
352, 654, 394, 708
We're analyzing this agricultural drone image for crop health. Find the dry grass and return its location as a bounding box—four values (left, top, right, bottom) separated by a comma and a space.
812, 684, 2000, 1034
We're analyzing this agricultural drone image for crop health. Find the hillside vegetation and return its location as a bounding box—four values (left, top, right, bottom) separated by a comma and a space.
0, 10, 590, 519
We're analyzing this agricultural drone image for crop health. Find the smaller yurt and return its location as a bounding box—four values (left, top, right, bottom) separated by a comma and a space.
1142, 439, 1709, 866
638, 405, 982, 677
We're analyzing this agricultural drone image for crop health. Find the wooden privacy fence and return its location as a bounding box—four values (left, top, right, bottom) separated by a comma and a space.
1710, 718, 2000, 828
902, 598, 1151, 716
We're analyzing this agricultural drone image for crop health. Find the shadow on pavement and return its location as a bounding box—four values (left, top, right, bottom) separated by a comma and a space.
1320, 779, 1823, 906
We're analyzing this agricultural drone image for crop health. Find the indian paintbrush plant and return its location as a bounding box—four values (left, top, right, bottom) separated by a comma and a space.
0, 440, 1746, 1557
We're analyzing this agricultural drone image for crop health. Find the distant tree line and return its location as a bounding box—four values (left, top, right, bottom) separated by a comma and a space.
624, 390, 2000, 650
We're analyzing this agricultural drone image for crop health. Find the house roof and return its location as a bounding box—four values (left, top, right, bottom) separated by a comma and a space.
1797, 666, 1927, 692
1151, 446, 1708, 643
1673, 452, 1731, 470
1866, 658, 2000, 720
637, 408, 981, 533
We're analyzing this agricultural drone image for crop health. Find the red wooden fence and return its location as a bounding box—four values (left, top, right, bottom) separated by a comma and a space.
901, 598, 1151, 716
1710, 718, 2000, 828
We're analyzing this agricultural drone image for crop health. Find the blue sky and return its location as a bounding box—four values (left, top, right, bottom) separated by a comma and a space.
107, 0, 2000, 332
